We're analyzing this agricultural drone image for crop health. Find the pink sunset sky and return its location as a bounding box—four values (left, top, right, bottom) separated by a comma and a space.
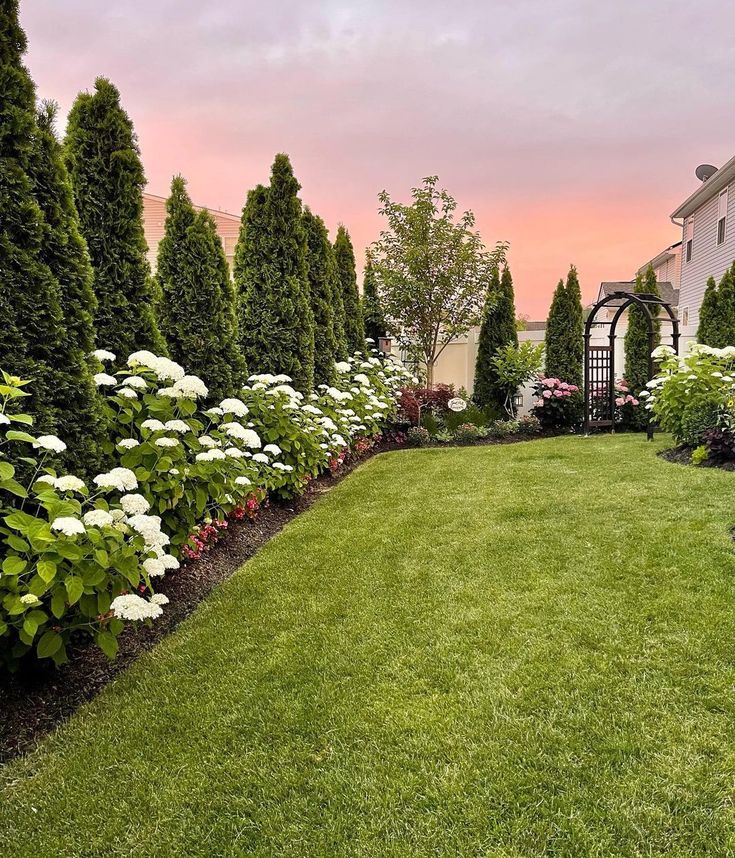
20, 0, 735, 319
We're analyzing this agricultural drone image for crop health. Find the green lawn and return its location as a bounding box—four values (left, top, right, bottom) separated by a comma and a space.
3, 435, 735, 857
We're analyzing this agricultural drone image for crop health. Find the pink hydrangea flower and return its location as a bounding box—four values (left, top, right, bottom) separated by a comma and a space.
615, 397, 625, 406
543, 390, 552, 398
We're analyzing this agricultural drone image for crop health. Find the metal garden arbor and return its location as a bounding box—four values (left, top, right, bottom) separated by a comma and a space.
583, 291, 679, 438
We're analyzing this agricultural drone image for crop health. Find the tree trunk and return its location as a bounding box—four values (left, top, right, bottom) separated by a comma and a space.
425, 359, 435, 389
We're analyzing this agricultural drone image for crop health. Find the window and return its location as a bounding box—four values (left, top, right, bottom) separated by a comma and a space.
718, 189, 728, 245
685, 216, 694, 261
681, 307, 689, 327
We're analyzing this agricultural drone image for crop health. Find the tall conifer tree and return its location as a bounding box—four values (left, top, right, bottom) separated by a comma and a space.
0, 2, 65, 435
31, 101, 106, 470
545, 265, 583, 388
65, 77, 166, 358
473, 265, 518, 411
234, 154, 315, 391
698, 271, 735, 347
362, 257, 387, 346
334, 225, 365, 355
624, 267, 661, 427
157, 177, 247, 399
303, 208, 338, 386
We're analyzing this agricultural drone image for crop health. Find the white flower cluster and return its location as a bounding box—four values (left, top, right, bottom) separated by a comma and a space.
94, 467, 138, 492
111, 594, 163, 621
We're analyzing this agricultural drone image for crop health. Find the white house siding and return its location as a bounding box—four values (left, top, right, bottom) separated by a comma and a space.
679, 180, 735, 329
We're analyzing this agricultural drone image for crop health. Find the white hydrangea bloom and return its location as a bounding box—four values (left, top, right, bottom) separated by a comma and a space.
220, 398, 249, 417
272, 462, 294, 472
252, 453, 269, 464
172, 375, 209, 399
117, 388, 138, 399
152, 357, 185, 382
33, 435, 67, 453
263, 443, 281, 456
93, 467, 138, 492
121, 375, 147, 389
221, 423, 261, 448
196, 449, 226, 462
93, 373, 117, 387
198, 435, 221, 448
0, 413, 10, 425
155, 437, 179, 448
20, 593, 41, 606
92, 349, 116, 363
158, 387, 183, 399
83, 509, 114, 528
51, 517, 86, 536
333, 434, 347, 447
164, 420, 190, 433
224, 447, 245, 458
127, 350, 159, 369
120, 493, 151, 515
117, 438, 140, 449
111, 594, 163, 621
54, 475, 86, 493
235, 476, 252, 486
143, 557, 166, 577
204, 406, 224, 417
151, 592, 170, 606
161, 554, 180, 570
141, 419, 165, 432
335, 361, 351, 373
35, 474, 56, 486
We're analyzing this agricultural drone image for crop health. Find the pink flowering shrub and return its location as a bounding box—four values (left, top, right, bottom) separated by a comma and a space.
613, 380, 640, 426
531, 377, 581, 430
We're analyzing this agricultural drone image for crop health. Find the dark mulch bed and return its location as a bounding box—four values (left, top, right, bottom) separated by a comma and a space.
0, 432, 550, 764
658, 445, 735, 471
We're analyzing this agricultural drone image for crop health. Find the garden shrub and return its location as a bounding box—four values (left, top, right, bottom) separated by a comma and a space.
474, 265, 518, 412
517, 414, 542, 435
334, 225, 365, 356
362, 257, 387, 345
0, 350, 409, 670
531, 378, 581, 430
702, 427, 735, 462
406, 427, 430, 447
0, 373, 169, 669
453, 423, 480, 444
644, 344, 735, 445
303, 208, 339, 387
486, 419, 521, 438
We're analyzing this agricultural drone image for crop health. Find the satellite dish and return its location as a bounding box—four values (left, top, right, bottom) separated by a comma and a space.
696, 164, 718, 182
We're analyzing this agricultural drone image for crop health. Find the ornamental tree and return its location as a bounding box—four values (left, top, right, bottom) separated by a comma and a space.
624, 267, 661, 425
370, 176, 507, 388
698, 270, 735, 348
362, 256, 387, 346
0, 1, 65, 435
303, 208, 338, 386
157, 177, 247, 399
334, 225, 365, 355
64, 77, 166, 358
30, 101, 107, 471
234, 154, 315, 392
545, 265, 584, 389
473, 264, 518, 411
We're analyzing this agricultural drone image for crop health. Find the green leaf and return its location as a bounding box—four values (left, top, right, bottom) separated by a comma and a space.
0, 478, 27, 498
50, 588, 66, 619
96, 631, 118, 660
8, 413, 33, 425
2, 555, 26, 576
37, 559, 57, 583
65, 576, 84, 605
5, 534, 29, 552
37, 630, 63, 658
22, 616, 39, 639
5, 430, 36, 444
0, 461, 14, 480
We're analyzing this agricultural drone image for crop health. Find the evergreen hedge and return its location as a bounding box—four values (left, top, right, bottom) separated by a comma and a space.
334, 225, 365, 355
157, 176, 247, 399
545, 265, 583, 388
0, 3, 70, 436
31, 101, 107, 470
303, 208, 338, 387
362, 257, 387, 346
698, 269, 735, 348
473, 265, 518, 411
65, 77, 166, 358
624, 267, 660, 426
234, 154, 315, 392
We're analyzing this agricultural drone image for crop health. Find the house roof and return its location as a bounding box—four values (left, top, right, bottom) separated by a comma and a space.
637, 241, 681, 275
142, 191, 241, 222
523, 321, 546, 331
671, 155, 735, 220
597, 281, 679, 308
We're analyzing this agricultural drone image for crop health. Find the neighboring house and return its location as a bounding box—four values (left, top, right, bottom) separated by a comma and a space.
142, 192, 241, 272
672, 156, 735, 331
636, 241, 682, 292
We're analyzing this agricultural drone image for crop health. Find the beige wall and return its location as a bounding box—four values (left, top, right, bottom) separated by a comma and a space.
142, 192, 241, 272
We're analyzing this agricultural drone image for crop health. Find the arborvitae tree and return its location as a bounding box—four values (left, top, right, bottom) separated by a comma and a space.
65, 77, 166, 359
332, 260, 349, 362
698, 270, 735, 347
362, 257, 387, 346
303, 208, 338, 386
156, 177, 247, 399
473, 265, 518, 411
234, 154, 315, 392
0, 1, 65, 435
31, 101, 106, 470
545, 265, 583, 388
624, 268, 661, 426
334, 225, 365, 355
